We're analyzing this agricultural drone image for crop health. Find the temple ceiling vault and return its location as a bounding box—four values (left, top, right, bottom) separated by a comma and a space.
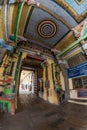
0, 0, 87, 51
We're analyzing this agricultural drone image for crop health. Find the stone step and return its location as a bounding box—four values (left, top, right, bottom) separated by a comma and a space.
68, 99, 87, 105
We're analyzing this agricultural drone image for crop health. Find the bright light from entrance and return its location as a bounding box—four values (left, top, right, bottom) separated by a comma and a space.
19, 70, 34, 94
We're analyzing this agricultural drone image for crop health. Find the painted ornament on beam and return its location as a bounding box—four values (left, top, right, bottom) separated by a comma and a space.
75, 0, 84, 4
26, 0, 40, 6
16, 0, 36, 4
37, 20, 58, 39
26, 0, 36, 5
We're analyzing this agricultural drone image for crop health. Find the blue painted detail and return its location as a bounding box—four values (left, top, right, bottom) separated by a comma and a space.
0, 39, 13, 52
78, 90, 87, 97
35, 0, 77, 26
9, 35, 15, 41
82, 26, 87, 37
81, 19, 87, 37
0, 0, 16, 4
65, 0, 87, 15
25, 8, 69, 47
67, 62, 87, 78
9, 0, 16, 3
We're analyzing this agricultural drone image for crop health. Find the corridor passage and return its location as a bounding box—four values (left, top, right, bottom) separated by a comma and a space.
0, 94, 87, 130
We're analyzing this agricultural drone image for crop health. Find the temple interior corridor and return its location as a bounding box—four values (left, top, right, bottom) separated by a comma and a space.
0, 0, 87, 129
0, 94, 87, 130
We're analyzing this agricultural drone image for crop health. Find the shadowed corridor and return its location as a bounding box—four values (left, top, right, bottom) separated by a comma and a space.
0, 94, 87, 130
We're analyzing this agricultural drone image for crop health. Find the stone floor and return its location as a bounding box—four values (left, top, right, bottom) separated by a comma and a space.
0, 94, 87, 130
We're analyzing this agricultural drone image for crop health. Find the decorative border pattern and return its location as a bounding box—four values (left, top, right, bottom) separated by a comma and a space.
75, 0, 84, 5
37, 19, 58, 38
55, 0, 87, 22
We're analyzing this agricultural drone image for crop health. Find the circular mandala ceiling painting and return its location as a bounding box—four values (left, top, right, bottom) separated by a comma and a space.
37, 19, 58, 38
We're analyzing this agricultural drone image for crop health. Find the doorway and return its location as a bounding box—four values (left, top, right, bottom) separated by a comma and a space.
19, 70, 34, 94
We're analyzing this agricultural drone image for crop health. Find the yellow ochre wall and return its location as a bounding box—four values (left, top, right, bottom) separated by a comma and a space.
0, 9, 4, 39
0, 50, 27, 109
41, 59, 59, 105
14, 52, 27, 109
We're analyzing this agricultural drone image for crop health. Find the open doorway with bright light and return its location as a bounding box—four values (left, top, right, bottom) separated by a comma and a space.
19, 70, 34, 95
17, 54, 45, 108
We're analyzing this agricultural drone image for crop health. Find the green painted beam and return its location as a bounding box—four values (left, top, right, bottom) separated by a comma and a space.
24, 6, 34, 34
14, 2, 24, 42
51, 63, 55, 89
58, 34, 87, 57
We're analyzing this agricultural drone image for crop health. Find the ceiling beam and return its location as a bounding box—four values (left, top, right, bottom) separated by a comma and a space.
14, 2, 24, 42
58, 33, 87, 57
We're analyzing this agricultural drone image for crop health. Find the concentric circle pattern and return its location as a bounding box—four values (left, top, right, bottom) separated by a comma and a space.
37, 20, 57, 38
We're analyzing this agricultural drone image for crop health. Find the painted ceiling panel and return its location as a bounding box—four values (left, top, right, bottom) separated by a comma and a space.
35, 0, 78, 27
0, 0, 87, 50
65, 0, 87, 15
0, 39, 13, 52
24, 7, 69, 47
55, 0, 87, 22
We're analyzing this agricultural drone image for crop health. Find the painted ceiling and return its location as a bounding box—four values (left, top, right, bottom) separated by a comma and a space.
0, 0, 87, 50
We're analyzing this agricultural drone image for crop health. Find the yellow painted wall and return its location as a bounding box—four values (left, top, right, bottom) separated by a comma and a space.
0, 54, 8, 86
42, 59, 59, 105
18, 5, 31, 35
15, 52, 27, 109
60, 72, 65, 90
69, 79, 73, 90
9, 4, 18, 34
9, 4, 31, 36
15, 51, 27, 93
0, 10, 4, 39
0, 51, 27, 108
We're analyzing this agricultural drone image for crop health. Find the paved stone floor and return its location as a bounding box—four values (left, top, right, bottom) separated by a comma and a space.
0, 94, 87, 130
